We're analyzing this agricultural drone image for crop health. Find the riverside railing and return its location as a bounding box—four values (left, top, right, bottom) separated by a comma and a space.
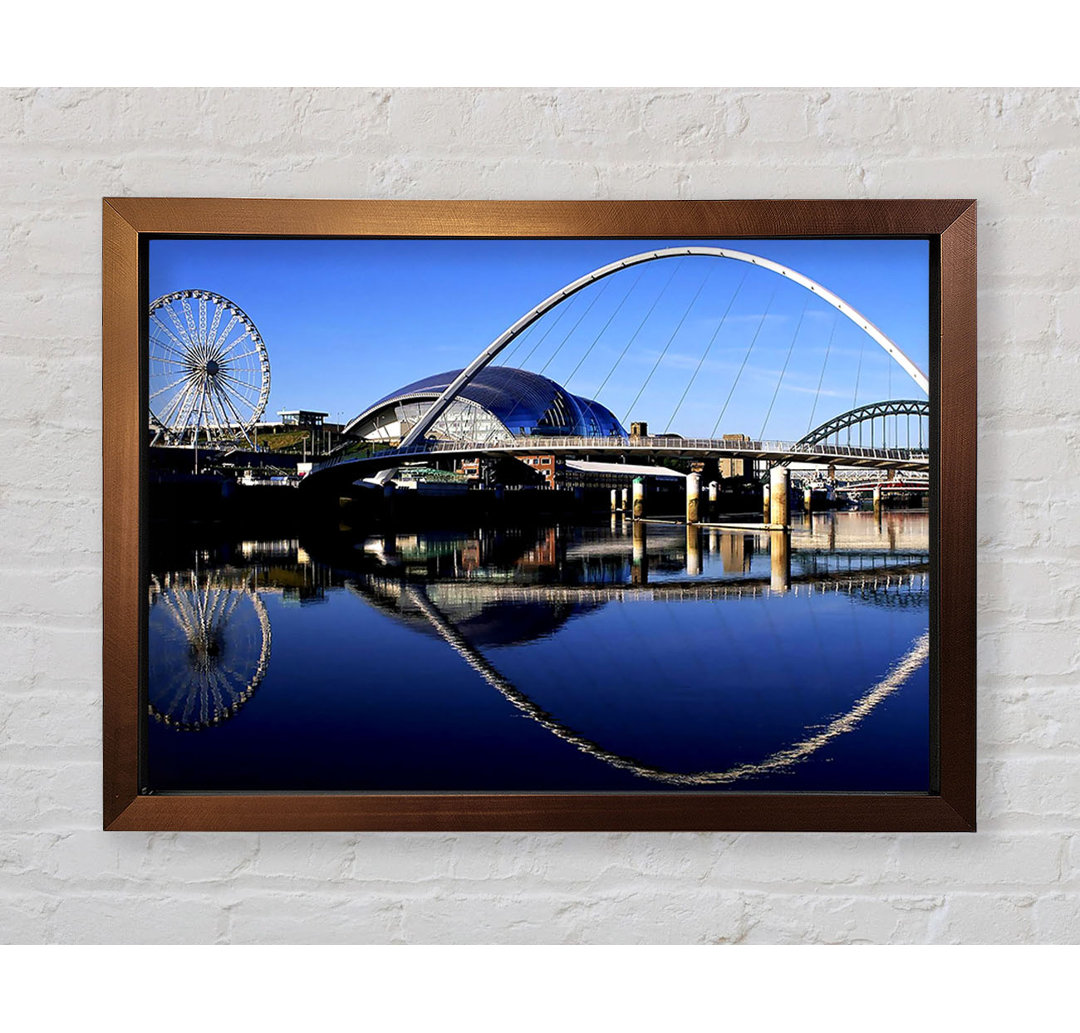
310, 435, 929, 473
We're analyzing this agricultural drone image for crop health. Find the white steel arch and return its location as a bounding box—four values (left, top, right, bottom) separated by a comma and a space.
397, 246, 930, 453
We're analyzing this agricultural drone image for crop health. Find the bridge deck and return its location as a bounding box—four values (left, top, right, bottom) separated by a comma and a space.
307, 434, 929, 485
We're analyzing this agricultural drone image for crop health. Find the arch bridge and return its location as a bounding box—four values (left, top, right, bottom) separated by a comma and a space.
305, 245, 931, 492
302, 433, 929, 492
798, 399, 930, 451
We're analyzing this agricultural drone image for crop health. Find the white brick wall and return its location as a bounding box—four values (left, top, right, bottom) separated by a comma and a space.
1, 87, 1075, 944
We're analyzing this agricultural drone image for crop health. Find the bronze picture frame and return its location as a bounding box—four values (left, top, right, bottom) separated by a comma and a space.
103, 198, 975, 831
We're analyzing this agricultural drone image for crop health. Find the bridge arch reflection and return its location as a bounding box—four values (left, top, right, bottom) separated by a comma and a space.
347, 564, 929, 786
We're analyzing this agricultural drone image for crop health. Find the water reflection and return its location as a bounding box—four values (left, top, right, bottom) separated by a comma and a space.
146, 512, 931, 792
147, 571, 272, 731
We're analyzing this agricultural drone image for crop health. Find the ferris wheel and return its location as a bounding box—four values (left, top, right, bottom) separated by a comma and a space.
148, 571, 272, 732
148, 290, 270, 447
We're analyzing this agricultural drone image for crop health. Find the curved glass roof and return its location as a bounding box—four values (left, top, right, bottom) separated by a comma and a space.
349, 367, 626, 439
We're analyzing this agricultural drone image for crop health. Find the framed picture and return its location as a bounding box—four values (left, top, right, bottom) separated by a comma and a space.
103, 199, 975, 831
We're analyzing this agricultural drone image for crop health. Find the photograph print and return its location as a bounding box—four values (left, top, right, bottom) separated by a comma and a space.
144, 234, 933, 796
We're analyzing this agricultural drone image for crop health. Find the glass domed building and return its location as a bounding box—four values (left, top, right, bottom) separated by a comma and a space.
344, 366, 626, 445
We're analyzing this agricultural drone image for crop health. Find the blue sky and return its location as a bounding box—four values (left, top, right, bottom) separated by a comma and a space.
148, 237, 929, 441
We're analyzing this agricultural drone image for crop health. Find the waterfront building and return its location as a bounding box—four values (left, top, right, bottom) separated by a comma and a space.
719, 433, 752, 479
279, 409, 329, 427
343, 366, 625, 445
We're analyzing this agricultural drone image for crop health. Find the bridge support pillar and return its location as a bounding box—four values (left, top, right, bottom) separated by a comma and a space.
621, 487, 629, 513
804, 487, 814, 514
769, 466, 790, 527
873, 483, 882, 519
632, 519, 648, 584
762, 483, 771, 523
770, 529, 791, 593
708, 481, 718, 521
686, 472, 701, 524
632, 477, 645, 520
610, 489, 619, 514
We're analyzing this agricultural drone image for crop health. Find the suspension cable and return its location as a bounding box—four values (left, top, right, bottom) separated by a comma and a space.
563, 267, 646, 390
496, 315, 539, 368
759, 299, 809, 439
518, 288, 579, 368
710, 288, 777, 438
538, 276, 612, 376
593, 259, 682, 400
852, 331, 865, 409
663, 268, 749, 434
622, 267, 713, 425
806, 312, 839, 434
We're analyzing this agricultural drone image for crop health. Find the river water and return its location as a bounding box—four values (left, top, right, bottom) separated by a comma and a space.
146, 511, 931, 793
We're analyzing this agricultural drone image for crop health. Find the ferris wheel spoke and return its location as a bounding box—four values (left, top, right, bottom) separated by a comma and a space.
205, 387, 232, 434
207, 672, 229, 718
196, 379, 218, 433
201, 380, 230, 433
173, 380, 204, 432
222, 590, 244, 622
217, 365, 260, 386
206, 588, 227, 630
213, 387, 258, 438
199, 381, 225, 433
214, 367, 259, 391
213, 372, 255, 411
213, 657, 246, 696
216, 372, 260, 406
155, 668, 188, 719
193, 684, 210, 727
162, 591, 197, 640
161, 670, 195, 718
210, 378, 253, 431
212, 313, 241, 354
197, 296, 208, 348
170, 381, 199, 431
180, 297, 199, 345
205, 302, 224, 350
149, 336, 193, 364
215, 329, 254, 360
194, 382, 216, 441
154, 393, 184, 429
163, 303, 197, 350
151, 314, 192, 354
210, 587, 235, 629
196, 579, 214, 631
178, 303, 203, 357
179, 685, 200, 727
197, 581, 216, 629
157, 379, 198, 428
156, 377, 196, 429
149, 373, 197, 401
221, 349, 263, 364
215, 662, 251, 692
217, 372, 260, 398
205, 384, 226, 433
209, 589, 234, 630
150, 356, 195, 369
